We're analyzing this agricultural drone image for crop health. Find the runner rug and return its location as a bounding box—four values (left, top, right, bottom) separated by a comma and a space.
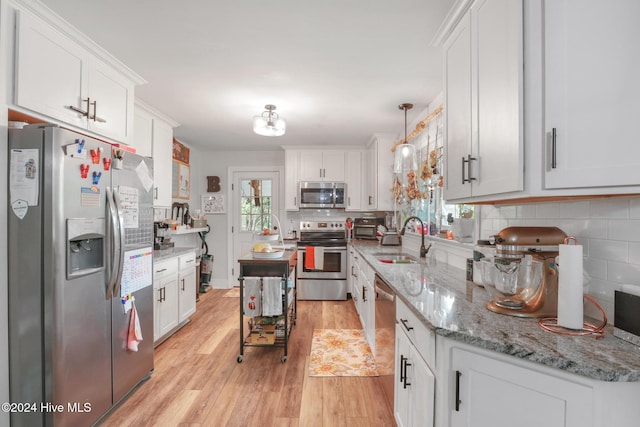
308, 329, 378, 377
223, 287, 240, 297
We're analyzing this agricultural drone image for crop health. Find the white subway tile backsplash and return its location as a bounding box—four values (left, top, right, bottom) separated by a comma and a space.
558, 200, 590, 219
584, 256, 607, 281
516, 204, 537, 219
589, 239, 628, 262
607, 260, 640, 285
629, 243, 640, 265
469, 197, 640, 323
535, 202, 560, 218
608, 220, 640, 242
630, 198, 640, 218
498, 205, 517, 218
590, 198, 629, 219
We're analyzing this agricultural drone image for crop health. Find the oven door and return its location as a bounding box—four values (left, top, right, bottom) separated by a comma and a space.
297, 246, 347, 279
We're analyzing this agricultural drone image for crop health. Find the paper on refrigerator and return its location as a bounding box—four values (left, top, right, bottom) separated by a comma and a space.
9, 149, 39, 218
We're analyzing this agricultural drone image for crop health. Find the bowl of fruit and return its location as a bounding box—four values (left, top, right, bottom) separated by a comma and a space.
251, 242, 284, 259
254, 228, 279, 241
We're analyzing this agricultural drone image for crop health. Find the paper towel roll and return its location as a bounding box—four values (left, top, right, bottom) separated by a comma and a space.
557, 243, 584, 329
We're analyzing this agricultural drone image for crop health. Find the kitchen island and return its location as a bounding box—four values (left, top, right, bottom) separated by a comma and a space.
350, 241, 640, 427
237, 250, 297, 363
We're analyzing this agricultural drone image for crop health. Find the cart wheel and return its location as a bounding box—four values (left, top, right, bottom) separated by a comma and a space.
281, 356, 287, 363
237, 356, 243, 363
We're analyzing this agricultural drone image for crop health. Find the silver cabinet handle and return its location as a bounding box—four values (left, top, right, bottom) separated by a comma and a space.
462, 154, 477, 184
551, 128, 557, 169
90, 100, 107, 123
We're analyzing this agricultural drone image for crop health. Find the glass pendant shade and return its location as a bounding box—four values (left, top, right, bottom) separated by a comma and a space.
253, 104, 286, 136
394, 143, 418, 173
393, 102, 417, 173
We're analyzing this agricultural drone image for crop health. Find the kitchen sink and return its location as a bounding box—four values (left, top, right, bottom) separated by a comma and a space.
372, 253, 418, 264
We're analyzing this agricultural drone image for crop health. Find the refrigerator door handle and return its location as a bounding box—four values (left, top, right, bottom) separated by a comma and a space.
112, 188, 127, 298
105, 187, 120, 299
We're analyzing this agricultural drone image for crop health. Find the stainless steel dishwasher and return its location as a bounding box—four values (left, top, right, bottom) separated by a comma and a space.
374, 274, 396, 412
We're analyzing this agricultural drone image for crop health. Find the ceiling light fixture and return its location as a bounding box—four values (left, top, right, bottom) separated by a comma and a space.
393, 103, 417, 173
253, 104, 286, 136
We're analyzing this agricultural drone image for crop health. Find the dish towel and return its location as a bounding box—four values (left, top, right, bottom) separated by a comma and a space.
262, 277, 283, 316
127, 304, 143, 352
305, 246, 315, 269
314, 246, 325, 270
243, 277, 262, 317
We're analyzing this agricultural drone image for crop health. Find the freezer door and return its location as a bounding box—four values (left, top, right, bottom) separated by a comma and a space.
110, 153, 155, 402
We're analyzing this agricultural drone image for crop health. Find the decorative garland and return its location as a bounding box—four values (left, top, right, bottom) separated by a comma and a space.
390, 104, 444, 152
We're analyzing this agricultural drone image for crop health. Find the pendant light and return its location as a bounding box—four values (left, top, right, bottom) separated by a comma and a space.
253, 104, 286, 136
393, 103, 417, 173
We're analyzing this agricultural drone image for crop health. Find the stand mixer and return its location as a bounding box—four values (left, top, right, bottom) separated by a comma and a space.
484, 226, 567, 318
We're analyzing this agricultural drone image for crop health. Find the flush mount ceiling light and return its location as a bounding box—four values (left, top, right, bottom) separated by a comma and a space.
253, 104, 286, 137
393, 102, 417, 173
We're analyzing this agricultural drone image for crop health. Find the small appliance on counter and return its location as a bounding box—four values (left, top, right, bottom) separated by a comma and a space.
154, 222, 174, 250
478, 226, 567, 318
353, 216, 384, 240
380, 212, 401, 246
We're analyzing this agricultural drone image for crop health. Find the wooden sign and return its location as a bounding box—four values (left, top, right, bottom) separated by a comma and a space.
207, 176, 221, 192
172, 138, 190, 164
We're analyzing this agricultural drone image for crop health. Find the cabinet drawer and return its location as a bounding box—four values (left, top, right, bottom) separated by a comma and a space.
154, 258, 178, 278
178, 252, 196, 271
397, 299, 435, 367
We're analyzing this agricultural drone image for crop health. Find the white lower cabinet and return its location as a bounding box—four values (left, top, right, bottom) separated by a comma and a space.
446, 344, 593, 427
178, 252, 197, 322
153, 251, 197, 344
394, 304, 435, 427
153, 258, 179, 343
350, 248, 375, 350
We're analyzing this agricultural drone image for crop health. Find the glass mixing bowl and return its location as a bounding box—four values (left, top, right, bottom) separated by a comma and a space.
479, 256, 543, 309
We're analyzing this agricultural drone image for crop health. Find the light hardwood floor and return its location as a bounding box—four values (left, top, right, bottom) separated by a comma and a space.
101, 289, 396, 426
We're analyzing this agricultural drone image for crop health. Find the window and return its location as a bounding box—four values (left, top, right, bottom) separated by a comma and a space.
239, 179, 273, 232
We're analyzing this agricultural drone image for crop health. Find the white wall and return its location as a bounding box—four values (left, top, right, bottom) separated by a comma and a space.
479, 197, 640, 321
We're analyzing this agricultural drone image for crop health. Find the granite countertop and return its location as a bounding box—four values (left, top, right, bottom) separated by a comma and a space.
351, 241, 640, 382
154, 246, 199, 262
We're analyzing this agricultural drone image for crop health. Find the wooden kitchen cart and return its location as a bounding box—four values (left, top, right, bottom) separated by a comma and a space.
237, 250, 297, 363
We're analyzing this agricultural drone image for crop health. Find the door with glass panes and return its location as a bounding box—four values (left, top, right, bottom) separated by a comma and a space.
231, 170, 281, 282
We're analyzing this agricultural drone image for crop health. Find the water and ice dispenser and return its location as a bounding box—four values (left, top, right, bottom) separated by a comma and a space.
66, 218, 104, 279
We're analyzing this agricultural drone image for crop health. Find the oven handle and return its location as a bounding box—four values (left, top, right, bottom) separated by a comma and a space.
298, 246, 347, 251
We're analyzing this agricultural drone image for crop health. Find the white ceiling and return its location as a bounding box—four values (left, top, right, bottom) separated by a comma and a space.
41, 0, 453, 151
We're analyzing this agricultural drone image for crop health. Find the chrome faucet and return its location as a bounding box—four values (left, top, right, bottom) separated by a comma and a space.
400, 216, 431, 258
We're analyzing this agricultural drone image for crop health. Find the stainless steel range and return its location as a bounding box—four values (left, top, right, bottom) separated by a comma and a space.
297, 221, 348, 300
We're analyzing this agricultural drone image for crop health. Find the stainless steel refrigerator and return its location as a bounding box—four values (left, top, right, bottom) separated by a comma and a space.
8, 124, 155, 426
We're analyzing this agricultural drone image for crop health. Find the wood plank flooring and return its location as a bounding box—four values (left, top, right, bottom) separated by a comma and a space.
100, 289, 396, 427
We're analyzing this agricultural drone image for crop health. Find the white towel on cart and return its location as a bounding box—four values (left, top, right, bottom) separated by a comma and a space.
243, 277, 262, 317
262, 277, 283, 316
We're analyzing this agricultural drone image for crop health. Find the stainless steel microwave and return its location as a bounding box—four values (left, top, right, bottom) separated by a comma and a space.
298, 182, 346, 209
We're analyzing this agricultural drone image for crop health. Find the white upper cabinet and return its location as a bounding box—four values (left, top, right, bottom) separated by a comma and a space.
134, 100, 179, 207
443, 0, 524, 202
543, 0, 640, 189
345, 150, 364, 211
298, 150, 346, 181
366, 134, 395, 212
13, 7, 144, 143
284, 149, 300, 211
133, 105, 154, 158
